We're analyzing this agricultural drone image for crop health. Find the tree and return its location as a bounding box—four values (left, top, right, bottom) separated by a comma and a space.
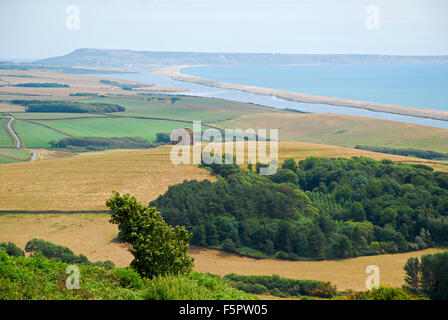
222, 238, 237, 253
420, 252, 448, 300
281, 158, 298, 172
106, 191, 194, 278
270, 169, 298, 184
403, 257, 421, 294
350, 202, 366, 222
156, 133, 171, 143
403, 252, 448, 300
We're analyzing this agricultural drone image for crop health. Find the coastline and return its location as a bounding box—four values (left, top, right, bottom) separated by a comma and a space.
153, 65, 448, 122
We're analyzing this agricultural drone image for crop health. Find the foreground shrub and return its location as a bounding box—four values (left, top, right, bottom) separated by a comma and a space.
143, 272, 256, 300
359, 286, 424, 300
0, 250, 254, 300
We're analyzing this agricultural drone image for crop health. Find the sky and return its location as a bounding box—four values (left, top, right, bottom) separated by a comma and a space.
0, 0, 447, 59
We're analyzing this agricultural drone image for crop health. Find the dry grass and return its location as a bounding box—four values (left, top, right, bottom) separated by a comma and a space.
0, 213, 444, 291
0, 102, 25, 112
190, 246, 446, 291
0, 213, 132, 267
208, 141, 448, 172
0, 145, 212, 211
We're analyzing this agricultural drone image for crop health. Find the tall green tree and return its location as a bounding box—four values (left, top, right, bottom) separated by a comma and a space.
106, 191, 194, 278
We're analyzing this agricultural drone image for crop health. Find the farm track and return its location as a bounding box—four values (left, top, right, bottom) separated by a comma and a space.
3, 114, 38, 162
6, 115, 21, 148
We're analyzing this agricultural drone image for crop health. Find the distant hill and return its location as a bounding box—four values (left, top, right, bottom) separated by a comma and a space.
36, 48, 448, 68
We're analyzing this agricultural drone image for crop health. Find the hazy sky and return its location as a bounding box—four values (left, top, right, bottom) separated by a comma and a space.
1, 0, 447, 59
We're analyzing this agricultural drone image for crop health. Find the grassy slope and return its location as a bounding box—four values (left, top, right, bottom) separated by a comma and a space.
0, 250, 255, 300
0, 146, 213, 211
36, 118, 196, 142
0, 119, 13, 147
0, 156, 19, 164
0, 213, 444, 292
14, 121, 69, 148
0, 148, 31, 160
217, 113, 448, 153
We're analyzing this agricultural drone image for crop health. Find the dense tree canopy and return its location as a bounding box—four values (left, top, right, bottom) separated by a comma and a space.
151, 157, 448, 260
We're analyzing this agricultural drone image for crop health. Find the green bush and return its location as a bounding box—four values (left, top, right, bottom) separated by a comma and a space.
143, 272, 256, 300
115, 268, 144, 289
24, 239, 114, 268
0, 242, 25, 257
223, 274, 336, 298
360, 286, 424, 300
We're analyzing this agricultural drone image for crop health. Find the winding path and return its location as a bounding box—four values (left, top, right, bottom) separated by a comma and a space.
5, 114, 37, 162
6, 115, 21, 148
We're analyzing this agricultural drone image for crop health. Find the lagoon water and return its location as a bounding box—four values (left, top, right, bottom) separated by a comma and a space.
91, 68, 448, 129
183, 64, 448, 111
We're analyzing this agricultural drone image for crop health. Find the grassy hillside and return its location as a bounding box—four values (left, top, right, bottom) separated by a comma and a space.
217, 113, 448, 153
0, 250, 255, 300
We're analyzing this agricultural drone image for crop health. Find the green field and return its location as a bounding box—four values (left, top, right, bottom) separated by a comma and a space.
0, 148, 31, 160
37, 118, 196, 142
0, 155, 19, 164
14, 121, 70, 148
82, 96, 277, 123
0, 119, 13, 147
10, 113, 108, 120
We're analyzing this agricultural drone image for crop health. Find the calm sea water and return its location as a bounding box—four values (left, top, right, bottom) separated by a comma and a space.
183, 64, 448, 111
89, 70, 448, 129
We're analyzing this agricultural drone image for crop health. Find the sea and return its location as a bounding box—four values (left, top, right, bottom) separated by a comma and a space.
183, 64, 448, 112
90, 63, 448, 129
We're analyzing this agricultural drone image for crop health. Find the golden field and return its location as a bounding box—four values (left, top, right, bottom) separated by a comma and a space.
0, 146, 212, 211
